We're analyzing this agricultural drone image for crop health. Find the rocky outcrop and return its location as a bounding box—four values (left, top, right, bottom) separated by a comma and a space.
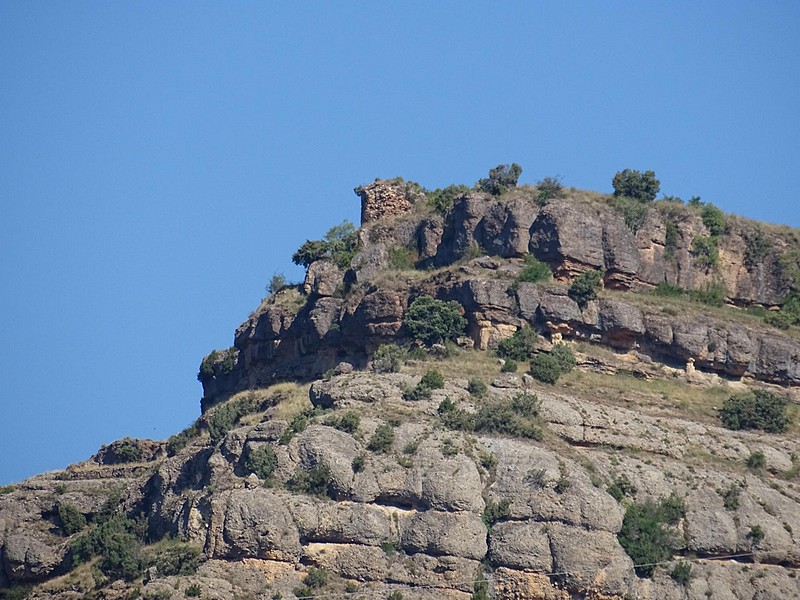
356, 178, 422, 224
7, 368, 799, 599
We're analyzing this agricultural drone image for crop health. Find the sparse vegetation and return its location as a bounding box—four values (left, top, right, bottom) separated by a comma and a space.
720, 390, 789, 433
664, 220, 679, 259
403, 295, 467, 345
388, 245, 417, 270
207, 394, 264, 444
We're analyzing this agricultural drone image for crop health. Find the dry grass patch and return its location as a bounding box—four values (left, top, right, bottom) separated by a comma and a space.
403, 349, 502, 384
271, 382, 313, 421
558, 368, 732, 425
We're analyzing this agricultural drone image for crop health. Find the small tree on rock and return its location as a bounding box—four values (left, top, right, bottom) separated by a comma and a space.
612, 169, 660, 202
476, 163, 523, 196
568, 270, 604, 307
403, 295, 467, 345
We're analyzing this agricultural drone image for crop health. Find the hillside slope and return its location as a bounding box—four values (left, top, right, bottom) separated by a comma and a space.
2, 175, 799, 600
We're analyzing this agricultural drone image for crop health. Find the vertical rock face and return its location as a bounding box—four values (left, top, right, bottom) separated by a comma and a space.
356, 179, 419, 224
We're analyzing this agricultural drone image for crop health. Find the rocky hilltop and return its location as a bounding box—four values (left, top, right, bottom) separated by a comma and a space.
2, 172, 800, 600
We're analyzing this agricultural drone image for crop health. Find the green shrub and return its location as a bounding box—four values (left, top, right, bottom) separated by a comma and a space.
747, 524, 765, 546
372, 344, 406, 373
535, 176, 564, 205
166, 422, 201, 456
720, 390, 789, 433
112, 439, 145, 464
500, 359, 518, 373
664, 220, 679, 259
617, 495, 685, 578
403, 383, 433, 401
388, 245, 417, 270
550, 343, 576, 373
367, 424, 395, 453
185, 583, 202, 597
303, 567, 329, 589
612, 169, 660, 202
474, 393, 543, 439
351, 454, 366, 473
335, 411, 360, 434
765, 295, 800, 329
670, 561, 693, 585
287, 463, 332, 497
690, 280, 728, 306
482, 498, 511, 527
278, 409, 313, 445
568, 270, 603, 307
420, 370, 445, 389
476, 163, 522, 196
243, 445, 278, 482
691, 235, 719, 269
467, 378, 488, 398
58, 503, 86, 536
721, 484, 741, 510
439, 393, 543, 440
529, 353, 563, 384
207, 395, 262, 444
747, 450, 766, 471
653, 282, 684, 297
606, 475, 637, 502
403, 295, 467, 345
612, 195, 649, 232
515, 255, 551, 284
744, 228, 771, 268
71, 515, 143, 580
497, 325, 539, 361
387, 592, 404, 600
148, 543, 202, 576
701, 203, 727, 236
291, 221, 359, 270
427, 184, 470, 214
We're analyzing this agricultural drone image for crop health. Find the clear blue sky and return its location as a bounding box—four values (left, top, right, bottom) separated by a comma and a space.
2, 2, 799, 484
